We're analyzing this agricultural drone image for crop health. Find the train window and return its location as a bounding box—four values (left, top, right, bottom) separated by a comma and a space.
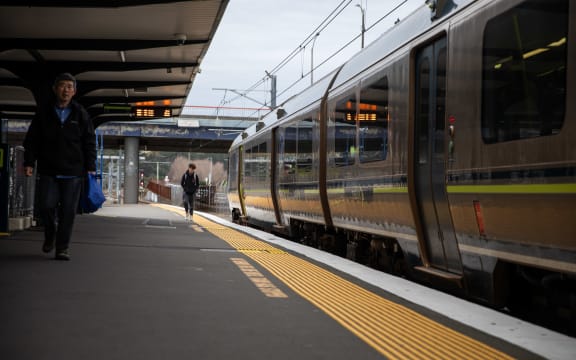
244, 145, 254, 180
281, 126, 297, 182
358, 76, 389, 163
418, 58, 431, 163
481, 0, 567, 143
244, 141, 269, 186
257, 142, 269, 183
295, 117, 316, 181
436, 49, 446, 134
329, 93, 357, 167
279, 114, 318, 182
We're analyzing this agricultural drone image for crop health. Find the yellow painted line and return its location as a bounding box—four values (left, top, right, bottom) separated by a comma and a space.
153, 204, 187, 218
190, 224, 204, 232
231, 257, 288, 298
152, 203, 514, 358
186, 213, 513, 360
148, 204, 204, 232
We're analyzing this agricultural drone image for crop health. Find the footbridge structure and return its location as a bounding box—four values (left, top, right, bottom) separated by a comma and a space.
2, 114, 257, 214
5, 114, 256, 153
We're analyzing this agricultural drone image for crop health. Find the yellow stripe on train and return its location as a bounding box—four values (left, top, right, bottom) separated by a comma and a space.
447, 183, 576, 194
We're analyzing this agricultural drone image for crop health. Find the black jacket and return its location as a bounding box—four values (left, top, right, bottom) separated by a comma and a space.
181, 171, 199, 194
23, 100, 96, 176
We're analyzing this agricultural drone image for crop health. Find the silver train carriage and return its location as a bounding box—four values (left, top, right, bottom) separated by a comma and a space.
227, 0, 575, 322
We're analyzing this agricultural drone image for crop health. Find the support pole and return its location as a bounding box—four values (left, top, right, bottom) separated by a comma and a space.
270, 75, 277, 109
123, 137, 139, 204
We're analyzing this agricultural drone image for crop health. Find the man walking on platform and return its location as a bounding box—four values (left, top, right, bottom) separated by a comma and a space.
181, 163, 199, 221
23, 73, 96, 261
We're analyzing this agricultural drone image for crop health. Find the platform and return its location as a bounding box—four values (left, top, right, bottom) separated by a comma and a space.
0, 203, 574, 360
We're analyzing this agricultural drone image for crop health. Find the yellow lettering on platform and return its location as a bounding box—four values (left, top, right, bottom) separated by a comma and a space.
231, 257, 288, 298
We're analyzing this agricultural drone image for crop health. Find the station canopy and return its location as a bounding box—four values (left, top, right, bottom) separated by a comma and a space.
0, 0, 229, 128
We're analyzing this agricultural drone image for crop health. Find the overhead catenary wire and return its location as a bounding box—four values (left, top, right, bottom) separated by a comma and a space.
278, 0, 408, 99
266, 0, 352, 76
224, 0, 353, 107
216, 0, 410, 113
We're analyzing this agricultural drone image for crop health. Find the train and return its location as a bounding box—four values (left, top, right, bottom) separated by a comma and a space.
226, 0, 575, 332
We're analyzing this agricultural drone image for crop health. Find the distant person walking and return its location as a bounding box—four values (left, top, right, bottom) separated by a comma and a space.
23, 73, 96, 261
181, 163, 199, 221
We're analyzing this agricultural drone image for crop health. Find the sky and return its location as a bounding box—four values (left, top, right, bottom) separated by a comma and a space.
183, 0, 422, 119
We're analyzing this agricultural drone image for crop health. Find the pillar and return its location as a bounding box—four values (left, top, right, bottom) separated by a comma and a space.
124, 137, 139, 204
0, 143, 9, 233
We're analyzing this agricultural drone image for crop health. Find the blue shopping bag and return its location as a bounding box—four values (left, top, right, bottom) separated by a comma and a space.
80, 173, 106, 213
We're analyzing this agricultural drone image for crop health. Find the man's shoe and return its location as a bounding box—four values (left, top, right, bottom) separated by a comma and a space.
55, 250, 70, 261
42, 240, 54, 253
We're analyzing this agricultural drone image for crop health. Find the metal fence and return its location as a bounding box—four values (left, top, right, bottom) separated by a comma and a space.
144, 180, 230, 218
5, 148, 231, 223
195, 185, 230, 217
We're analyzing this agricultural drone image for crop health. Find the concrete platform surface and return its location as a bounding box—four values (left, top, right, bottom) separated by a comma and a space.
1, 203, 573, 360
0, 205, 383, 360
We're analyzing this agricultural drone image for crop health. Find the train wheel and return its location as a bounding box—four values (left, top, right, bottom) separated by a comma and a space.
231, 209, 240, 222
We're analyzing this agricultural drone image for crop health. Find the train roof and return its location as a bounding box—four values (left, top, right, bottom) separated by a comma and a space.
229, 67, 340, 149
332, 0, 477, 91
229, 0, 477, 151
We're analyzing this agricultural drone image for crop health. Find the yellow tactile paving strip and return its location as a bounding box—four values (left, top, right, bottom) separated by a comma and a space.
152, 204, 513, 360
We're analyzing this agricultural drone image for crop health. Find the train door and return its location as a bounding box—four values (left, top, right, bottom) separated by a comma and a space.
270, 127, 283, 227
412, 36, 462, 275
238, 145, 247, 217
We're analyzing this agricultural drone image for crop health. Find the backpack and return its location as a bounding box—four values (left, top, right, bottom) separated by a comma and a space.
183, 172, 199, 194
